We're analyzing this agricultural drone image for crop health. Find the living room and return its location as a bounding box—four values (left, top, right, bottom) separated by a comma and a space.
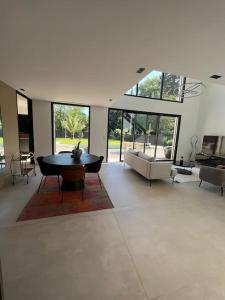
1, 1, 225, 300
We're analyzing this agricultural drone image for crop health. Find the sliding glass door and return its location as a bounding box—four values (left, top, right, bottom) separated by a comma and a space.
107, 109, 180, 162
155, 116, 179, 160
145, 114, 159, 157
52, 103, 90, 154
121, 112, 135, 160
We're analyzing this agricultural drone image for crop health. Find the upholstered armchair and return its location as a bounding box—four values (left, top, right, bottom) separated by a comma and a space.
199, 166, 225, 196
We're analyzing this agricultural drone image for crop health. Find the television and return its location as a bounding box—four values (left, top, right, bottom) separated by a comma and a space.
202, 135, 225, 157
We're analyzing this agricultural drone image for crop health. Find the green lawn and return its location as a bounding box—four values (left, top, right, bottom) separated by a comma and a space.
108, 139, 120, 146
56, 137, 121, 148
56, 138, 88, 145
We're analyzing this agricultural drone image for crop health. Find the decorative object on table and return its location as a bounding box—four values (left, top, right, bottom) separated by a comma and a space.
189, 135, 199, 161
71, 141, 82, 160
180, 156, 184, 166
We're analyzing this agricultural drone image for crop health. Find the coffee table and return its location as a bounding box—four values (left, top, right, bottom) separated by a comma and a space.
174, 161, 195, 175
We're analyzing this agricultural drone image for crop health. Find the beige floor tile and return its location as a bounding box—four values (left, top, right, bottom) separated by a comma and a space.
1, 163, 225, 299
0, 213, 147, 300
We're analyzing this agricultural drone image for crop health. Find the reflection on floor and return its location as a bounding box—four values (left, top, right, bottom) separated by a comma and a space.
1, 163, 225, 299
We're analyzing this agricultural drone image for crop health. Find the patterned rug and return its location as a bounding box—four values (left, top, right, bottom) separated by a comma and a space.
17, 174, 113, 222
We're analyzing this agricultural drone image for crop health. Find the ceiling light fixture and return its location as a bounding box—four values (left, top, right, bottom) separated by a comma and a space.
136, 67, 145, 74
175, 81, 205, 98
210, 74, 222, 79
109, 99, 112, 102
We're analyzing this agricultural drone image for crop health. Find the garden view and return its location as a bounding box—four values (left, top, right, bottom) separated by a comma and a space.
53, 104, 89, 153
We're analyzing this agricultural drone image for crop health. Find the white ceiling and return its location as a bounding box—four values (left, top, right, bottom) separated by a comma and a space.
0, 0, 225, 106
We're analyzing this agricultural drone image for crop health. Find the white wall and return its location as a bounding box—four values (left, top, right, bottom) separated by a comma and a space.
32, 100, 52, 157
89, 106, 108, 160
0, 80, 20, 187
196, 82, 225, 151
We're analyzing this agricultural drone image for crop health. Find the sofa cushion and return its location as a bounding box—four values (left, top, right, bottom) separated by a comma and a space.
127, 149, 139, 156
138, 152, 155, 162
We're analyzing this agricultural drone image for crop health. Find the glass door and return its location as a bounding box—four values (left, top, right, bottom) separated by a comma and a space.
107, 108, 180, 162
155, 116, 179, 160
144, 114, 159, 158
121, 112, 135, 160
133, 113, 146, 152
107, 109, 122, 162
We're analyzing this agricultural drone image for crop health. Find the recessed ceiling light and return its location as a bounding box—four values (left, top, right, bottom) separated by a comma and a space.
210, 75, 222, 79
109, 99, 112, 102
136, 67, 145, 74
20, 88, 26, 92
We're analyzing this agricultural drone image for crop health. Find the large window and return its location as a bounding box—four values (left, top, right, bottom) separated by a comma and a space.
107, 109, 180, 162
52, 103, 90, 154
125, 70, 185, 102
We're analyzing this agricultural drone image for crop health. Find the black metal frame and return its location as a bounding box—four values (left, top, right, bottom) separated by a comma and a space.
51, 102, 91, 154
16, 91, 35, 155
106, 107, 181, 163
125, 73, 186, 103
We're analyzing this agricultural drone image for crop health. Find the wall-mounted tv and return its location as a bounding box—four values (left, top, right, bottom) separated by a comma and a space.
202, 135, 225, 157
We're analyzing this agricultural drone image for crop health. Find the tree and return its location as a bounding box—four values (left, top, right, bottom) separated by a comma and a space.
61, 108, 88, 139
159, 117, 176, 146
163, 74, 181, 101
138, 77, 161, 98
55, 105, 66, 137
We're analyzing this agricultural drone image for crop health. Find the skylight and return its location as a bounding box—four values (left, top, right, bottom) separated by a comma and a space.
125, 70, 185, 102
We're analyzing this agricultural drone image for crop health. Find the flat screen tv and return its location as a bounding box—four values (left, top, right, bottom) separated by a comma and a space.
202, 135, 225, 157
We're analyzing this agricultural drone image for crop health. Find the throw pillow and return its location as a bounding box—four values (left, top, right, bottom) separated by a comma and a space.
138, 152, 155, 162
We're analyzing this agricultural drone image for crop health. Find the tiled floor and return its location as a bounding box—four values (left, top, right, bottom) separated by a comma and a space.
1, 163, 225, 299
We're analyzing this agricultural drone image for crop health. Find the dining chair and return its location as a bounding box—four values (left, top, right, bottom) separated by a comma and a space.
58, 151, 72, 154
60, 165, 86, 201
85, 156, 104, 188
36, 156, 60, 193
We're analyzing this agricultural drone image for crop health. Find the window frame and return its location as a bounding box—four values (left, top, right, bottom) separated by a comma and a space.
106, 107, 181, 163
125, 72, 186, 103
51, 101, 91, 154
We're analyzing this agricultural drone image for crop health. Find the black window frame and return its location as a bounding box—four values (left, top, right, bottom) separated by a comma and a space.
125, 72, 186, 103
106, 108, 181, 163
51, 101, 91, 154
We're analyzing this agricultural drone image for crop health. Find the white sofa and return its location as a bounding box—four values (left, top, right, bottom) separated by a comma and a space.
124, 150, 176, 185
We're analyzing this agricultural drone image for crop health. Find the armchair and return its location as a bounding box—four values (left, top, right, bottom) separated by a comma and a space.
199, 166, 225, 196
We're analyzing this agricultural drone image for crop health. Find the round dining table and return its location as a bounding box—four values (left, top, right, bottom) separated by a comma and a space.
43, 153, 100, 190
43, 153, 100, 167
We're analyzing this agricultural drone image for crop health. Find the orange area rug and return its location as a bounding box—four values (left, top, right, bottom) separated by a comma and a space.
17, 174, 113, 221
